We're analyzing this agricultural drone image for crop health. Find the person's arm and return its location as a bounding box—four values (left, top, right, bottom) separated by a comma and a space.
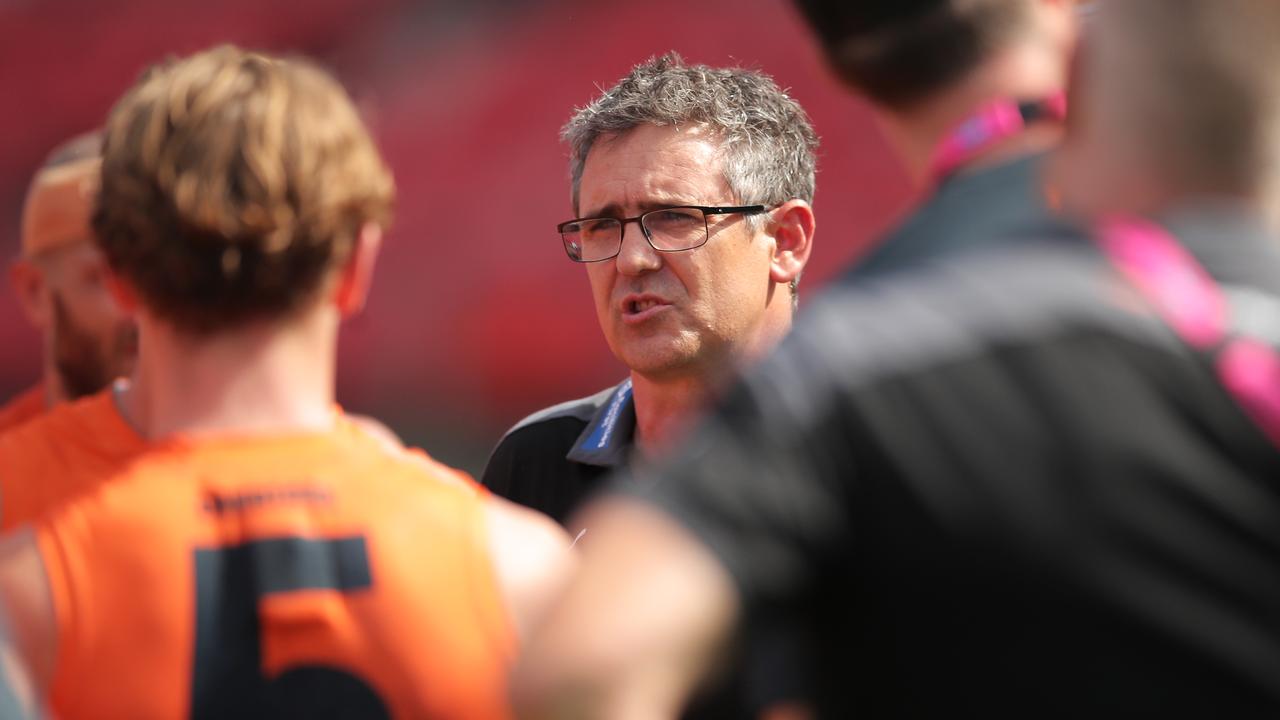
485, 496, 576, 643
0, 613, 41, 720
0, 528, 56, 710
512, 498, 737, 720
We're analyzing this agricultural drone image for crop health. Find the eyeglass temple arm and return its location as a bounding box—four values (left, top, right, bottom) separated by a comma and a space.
700, 204, 767, 215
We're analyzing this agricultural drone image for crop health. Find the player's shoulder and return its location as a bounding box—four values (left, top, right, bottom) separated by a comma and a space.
391, 446, 481, 493
0, 385, 44, 436
3, 391, 93, 436
0, 391, 110, 466
340, 427, 485, 503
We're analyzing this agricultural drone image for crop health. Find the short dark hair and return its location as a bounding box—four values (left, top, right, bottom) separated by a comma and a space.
94, 45, 394, 335
791, 0, 1028, 109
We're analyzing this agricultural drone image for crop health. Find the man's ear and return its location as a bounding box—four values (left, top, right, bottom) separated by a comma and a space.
766, 200, 815, 285
334, 223, 383, 317
9, 260, 50, 328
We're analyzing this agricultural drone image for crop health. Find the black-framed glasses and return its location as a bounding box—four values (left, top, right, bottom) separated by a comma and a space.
557, 205, 767, 263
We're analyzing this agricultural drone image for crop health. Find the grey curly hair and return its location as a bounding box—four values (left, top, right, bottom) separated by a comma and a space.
561, 52, 819, 216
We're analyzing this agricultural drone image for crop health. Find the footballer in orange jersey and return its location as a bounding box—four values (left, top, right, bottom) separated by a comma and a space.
1, 132, 136, 435
0, 45, 572, 719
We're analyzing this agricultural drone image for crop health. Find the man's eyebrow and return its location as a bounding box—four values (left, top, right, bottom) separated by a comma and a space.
579, 197, 701, 219
580, 202, 623, 219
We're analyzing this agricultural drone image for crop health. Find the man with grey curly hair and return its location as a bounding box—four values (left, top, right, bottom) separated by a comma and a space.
483, 52, 817, 718
562, 54, 818, 235
484, 49, 817, 532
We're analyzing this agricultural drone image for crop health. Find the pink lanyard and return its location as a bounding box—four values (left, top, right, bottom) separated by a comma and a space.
1097, 216, 1280, 448
928, 93, 1068, 184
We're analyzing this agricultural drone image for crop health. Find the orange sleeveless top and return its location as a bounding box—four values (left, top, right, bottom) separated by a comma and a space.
0, 388, 146, 530
0, 385, 45, 435
35, 421, 517, 719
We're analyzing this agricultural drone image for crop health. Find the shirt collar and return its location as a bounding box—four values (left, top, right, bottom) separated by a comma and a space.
566, 378, 635, 468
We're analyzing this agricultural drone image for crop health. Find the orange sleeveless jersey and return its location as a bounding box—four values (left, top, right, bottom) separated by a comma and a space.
35, 419, 517, 719
0, 385, 45, 435
0, 388, 146, 530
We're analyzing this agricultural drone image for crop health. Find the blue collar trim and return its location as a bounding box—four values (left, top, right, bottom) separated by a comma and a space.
566, 378, 635, 467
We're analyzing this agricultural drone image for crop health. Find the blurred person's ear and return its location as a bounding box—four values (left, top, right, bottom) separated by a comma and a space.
766, 200, 815, 286
9, 260, 50, 329
334, 223, 382, 317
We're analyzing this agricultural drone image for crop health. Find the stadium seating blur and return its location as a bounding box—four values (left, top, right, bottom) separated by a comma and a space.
0, 0, 912, 471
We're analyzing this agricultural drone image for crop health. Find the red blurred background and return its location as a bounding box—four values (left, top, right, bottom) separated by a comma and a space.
0, 0, 913, 472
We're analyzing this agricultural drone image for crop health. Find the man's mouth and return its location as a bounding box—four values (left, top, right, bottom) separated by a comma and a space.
621, 295, 671, 322
628, 298, 661, 313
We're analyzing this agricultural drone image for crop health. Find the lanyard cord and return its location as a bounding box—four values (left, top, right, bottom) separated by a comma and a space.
1097, 216, 1280, 448
928, 93, 1067, 185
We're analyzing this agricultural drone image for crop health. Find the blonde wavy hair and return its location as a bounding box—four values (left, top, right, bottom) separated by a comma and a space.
93, 44, 394, 333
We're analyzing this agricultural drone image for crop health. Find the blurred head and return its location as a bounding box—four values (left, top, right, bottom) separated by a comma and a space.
561, 54, 817, 381
10, 132, 137, 401
93, 45, 395, 339
1055, 0, 1280, 221
791, 0, 1076, 110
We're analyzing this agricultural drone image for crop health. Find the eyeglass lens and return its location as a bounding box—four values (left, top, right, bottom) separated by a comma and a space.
561, 207, 708, 262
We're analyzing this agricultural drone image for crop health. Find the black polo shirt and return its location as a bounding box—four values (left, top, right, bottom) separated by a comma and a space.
846, 153, 1054, 280
620, 206, 1280, 718
482, 379, 633, 529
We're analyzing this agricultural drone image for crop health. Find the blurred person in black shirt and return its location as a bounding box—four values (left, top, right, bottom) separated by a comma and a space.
515, 1, 1280, 717
791, 0, 1080, 279
484, 54, 819, 718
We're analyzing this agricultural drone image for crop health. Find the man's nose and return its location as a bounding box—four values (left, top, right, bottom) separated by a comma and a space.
615, 220, 662, 276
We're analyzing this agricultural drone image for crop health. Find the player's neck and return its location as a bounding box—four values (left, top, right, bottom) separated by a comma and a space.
124, 309, 339, 440
883, 40, 1068, 186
